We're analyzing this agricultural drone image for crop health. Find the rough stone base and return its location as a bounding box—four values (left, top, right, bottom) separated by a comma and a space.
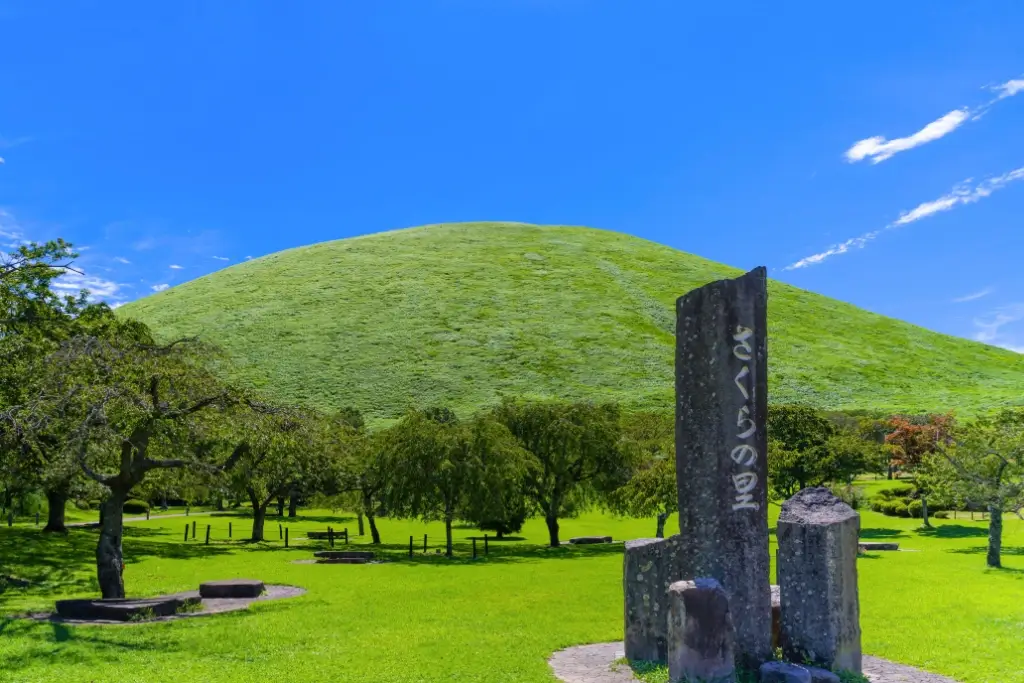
198, 579, 265, 598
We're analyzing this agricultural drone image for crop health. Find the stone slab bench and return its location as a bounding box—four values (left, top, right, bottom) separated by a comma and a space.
315, 557, 371, 565
313, 550, 374, 560
55, 596, 199, 622
198, 579, 265, 599
307, 531, 347, 540
859, 542, 899, 551
568, 536, 612, 545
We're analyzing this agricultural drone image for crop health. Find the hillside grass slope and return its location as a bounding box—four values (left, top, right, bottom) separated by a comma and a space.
119, 222, 1024, 423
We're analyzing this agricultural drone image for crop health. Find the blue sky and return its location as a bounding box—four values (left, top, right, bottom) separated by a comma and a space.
1, 1, 1022, 352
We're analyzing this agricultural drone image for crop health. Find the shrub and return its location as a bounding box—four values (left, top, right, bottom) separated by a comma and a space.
934, 510, 950, 519
829, 484, 867, 510
869, 498, 885, 513
907, 500, 923, 518
892, 501, 910, 518
123, 499, 150, 515
879, 484, 915, 499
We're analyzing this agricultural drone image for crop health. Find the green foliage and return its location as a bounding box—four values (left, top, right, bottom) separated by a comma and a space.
115, 223, 1024, 424
907, 499, 923, 518
122, 499, 150, 515
607, 410, 676, 532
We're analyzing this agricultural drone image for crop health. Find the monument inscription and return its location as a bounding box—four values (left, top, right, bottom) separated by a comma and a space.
675, 266, 771, 669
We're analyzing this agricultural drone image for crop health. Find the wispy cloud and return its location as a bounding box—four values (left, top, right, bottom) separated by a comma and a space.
973, 303, 1024, 353
52, 271, 121, 299
845, 76, 1024, 164
113, 256, 131, 265
785, 166, 1024, 270
212, 256, 229, 261
245, 255, 253, 260
169, 264, 183, 270
151, 283, 169, 292
952, 287, 995, 303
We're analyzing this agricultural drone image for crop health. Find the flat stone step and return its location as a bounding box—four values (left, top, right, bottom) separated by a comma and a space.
859, 542, 900, 551
55, 596, 199, 621
198, 579, 265, 598
313, 550, 374, 560
315, 557, 370, 565
568, 536, 612, 544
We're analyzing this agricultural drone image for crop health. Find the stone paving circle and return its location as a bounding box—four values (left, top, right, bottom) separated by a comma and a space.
548, 642, 962, 683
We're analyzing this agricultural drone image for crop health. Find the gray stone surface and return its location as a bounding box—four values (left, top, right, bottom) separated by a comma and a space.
760, 661, 812, 683
675, 266, 772, 668
806, 666, 841, 683
548, 642, 963, 683
623, 536, 682, 662
667, 578, 736, 683
313, 550, 375, 560
777, 487, 862, 674
771, 584, 781, 649
198, 579, 265, 599
54, 596, 198, 621
859, 542, 899, 551
570, 536, 613, 544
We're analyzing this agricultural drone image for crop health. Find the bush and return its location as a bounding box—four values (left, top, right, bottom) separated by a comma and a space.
830, 484, 867, 510
934, 510, 950, 519
123, 499, 150, 515
879, 500, 909, 517
869, 498, 885, 513
879, 484, 915, 499
907, 500, 923, 518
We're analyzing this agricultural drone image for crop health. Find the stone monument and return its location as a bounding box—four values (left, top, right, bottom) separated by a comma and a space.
623, 535, 683, 662
777, 487, 862, 674
675, 266, 772, 668
666, 578, 736, 683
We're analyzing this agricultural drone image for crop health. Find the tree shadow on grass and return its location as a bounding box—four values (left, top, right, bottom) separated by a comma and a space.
918, 524, 988, 539
859, 528, 908, 539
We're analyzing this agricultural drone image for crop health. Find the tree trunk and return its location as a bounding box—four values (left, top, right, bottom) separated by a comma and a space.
161, 494, 168, 511
656, 511, 668, 539
445, 514, 454, 558
921, 496, 932, 528
987, 504, 1003, 569
496, 529, 504, 540
545, 514, 560, 548
251, 504, 268, 542
886, 464, 893, 480
357, 512, 365, 536
288, 492, 298, 518
96, 490, 127, 599
216, 498, 224, 511
43, 489, 68, 533
276, 497, 285, 517
367, 512, 381, 545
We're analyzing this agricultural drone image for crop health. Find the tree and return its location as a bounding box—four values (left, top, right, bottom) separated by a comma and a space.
767, 405, 874, 500
930, 409, 1024, 568
25, 329, 247, 598
493, 399, 631, 547
607, 410, 676, 537
383, 408, 524, 557
884, 414, 955, 528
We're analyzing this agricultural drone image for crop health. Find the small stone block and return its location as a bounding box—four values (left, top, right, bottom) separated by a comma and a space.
858, 542, 899, 551
569, 536, 612, 544
198, 579, 265, 599
771, 584, 781, 650
667, 578, 735, 683
315, 558, 369, 564
623, 536, 682, 663
55, 596, 198, 621
806, 666, 841, 683
313, 550, 374, 560
760, 662, 812, 683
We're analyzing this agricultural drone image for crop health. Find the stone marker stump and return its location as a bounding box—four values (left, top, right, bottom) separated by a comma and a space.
623, 535, 682, 662
777, 487, 862, 674
675, 266, 772, 668
667, 578, 736, 683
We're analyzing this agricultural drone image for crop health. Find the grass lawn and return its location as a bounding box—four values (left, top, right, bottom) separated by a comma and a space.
1, 503, 1021, 683
118, 222, 1024, 423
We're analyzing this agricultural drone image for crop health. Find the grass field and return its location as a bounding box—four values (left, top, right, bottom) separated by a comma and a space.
1, 495, 1021, 683
117, 222, 1024, 423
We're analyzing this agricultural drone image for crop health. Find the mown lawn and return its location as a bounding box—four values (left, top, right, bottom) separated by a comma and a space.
1, 503, 1021, 683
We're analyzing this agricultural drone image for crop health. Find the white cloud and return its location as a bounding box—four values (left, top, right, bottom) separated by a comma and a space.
110, 302, 125, 309
212, 256, 229, 261
52, 271, 121, 299
784, 166, 1024, 270
973, 303, 1024, 353
952, 287, 995, 303
0, 156, 5, 164
846, 76, 1024, 164
113, 256, 131, 264
151, 283, 169, 292
245, 255, 253, 260
845, 109, 969, 164
169, 264, 183, 270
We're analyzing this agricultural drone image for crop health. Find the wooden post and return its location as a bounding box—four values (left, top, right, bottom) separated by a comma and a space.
191, 520, 196, 538
284, 527, 289, 547
184, 524, 189, 541
344, 528, 349, 544
146, 509, 150, 520
229, 522, 232, 538
186, 506, 190, 516
409, 536, 413, 558
279, 523, 283, 540
205, 525, 211, 545
473, 538, 477, 559
423, 534, 427, 553
484, 534, 489, 555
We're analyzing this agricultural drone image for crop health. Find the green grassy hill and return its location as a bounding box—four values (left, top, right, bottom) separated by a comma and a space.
118, 222, 1024, 423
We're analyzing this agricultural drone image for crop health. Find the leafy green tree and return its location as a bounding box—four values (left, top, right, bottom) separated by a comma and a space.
383, 408, 525, 557
607, 410, 676, 537
930, 409, 1024, 568
493, 399, 631, 547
